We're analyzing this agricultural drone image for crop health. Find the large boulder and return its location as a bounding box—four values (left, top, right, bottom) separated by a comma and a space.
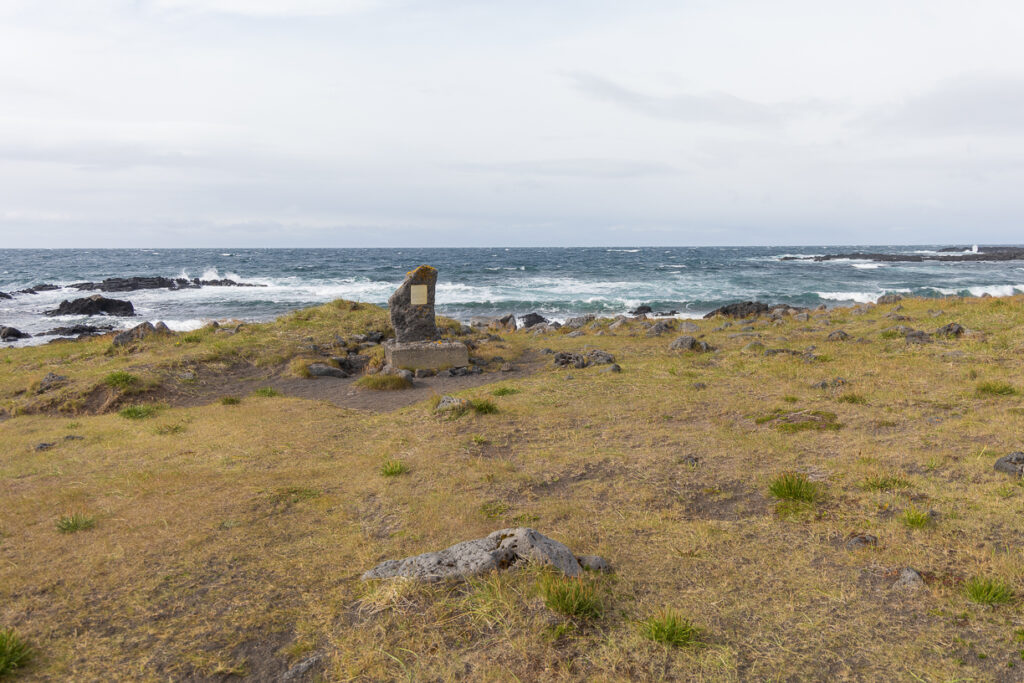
0, 291, 11, 300
1, 326, 30, 341
388, 265, 439, 343
45, 295, 135, 317
520, 312, 549, 328
670, 336, 714, 352
994, 452, 1024, 478
703, 301, 770, 319
877, 294, 903, 305
112, 321, 171, 347
362, 527, 605, 581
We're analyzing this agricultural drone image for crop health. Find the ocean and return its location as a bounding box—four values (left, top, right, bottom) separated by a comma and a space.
3, 246, 1024, 346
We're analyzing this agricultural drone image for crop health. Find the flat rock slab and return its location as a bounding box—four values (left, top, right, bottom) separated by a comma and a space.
363, 527, 608, 581
385, 340, 468, 370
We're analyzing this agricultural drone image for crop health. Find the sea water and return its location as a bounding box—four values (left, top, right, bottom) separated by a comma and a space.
2, 246, 1024, 346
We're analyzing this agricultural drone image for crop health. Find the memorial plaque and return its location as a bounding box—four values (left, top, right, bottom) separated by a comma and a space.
410, 284, 428, 306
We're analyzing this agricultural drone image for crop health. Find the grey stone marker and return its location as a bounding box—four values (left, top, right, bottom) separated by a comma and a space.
384, 265, 469, 370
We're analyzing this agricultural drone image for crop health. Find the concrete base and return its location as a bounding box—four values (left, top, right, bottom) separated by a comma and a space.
385, 340, 469, 370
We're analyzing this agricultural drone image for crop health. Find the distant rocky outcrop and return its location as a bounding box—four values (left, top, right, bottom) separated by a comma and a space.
45, 295, 135, 317
43, 324, 114, 337
781, 247, 1024, 263
69, 276, 264, 292
0, 291, 11, 300
703, 301, 770, 319
362, 527, 609, 581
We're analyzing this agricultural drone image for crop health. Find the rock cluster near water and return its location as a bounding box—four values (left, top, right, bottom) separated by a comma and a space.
45, 295, 135, 317
362, 527, 610, 581
69, 276, 264, 292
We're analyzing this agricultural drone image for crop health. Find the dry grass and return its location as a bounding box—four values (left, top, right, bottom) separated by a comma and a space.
2, 295, 1024, 679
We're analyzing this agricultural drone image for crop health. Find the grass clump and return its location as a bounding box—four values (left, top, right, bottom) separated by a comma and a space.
491, 386, 519, 397
379, 459, 409, 477
355, 374, 412, 391
769, 472, 819, 503
538, 574, 603, 620
288, 358, 312, 378
639, 609, 702, 647
976, 381, 1018, 397
900, 506, 932, 529
220, 396, 241, 405
118, 404, 159, 419
153, 423, 186, 435
56, 512, 96, 533
469, 399, 499, 414
480, 501, 509, 519
104, 371, 138, 389
964, 577, 1014, 605
0, 628, 32, 677
862, 474, 912, 491
181, 333, 202, 344
271, 487, 320, 504
252, 387, 281, 397
756, 409, 841, 432
837, 392, 868, 405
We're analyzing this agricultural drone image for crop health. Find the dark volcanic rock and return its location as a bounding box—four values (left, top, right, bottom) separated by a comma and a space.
15, 283, 60, 295
703, 301, 770, 319
113, 321, 171, 347
827, 330, 850, 341
1, 326, 30, 341
994, 452, 1024, 478
935, 322, 965, 337
388, 265, 440, 343
69, 276, 265, 292
37, 372, 68, 392
45, 295, 135, 317
0, 291, 11, 299
629, 305, 653, 315
44, 324, 114, 337
553, 351, 587, 368
669, 336, 713, 352
307, 363, 349, 378
586, 349, 615, 365
520, 312, 549, 328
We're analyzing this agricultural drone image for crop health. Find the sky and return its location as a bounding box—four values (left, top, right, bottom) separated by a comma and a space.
2, 0, 1024, 247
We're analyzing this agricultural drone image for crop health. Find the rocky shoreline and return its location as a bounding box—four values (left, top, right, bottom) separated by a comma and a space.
781, 246, 1024, 262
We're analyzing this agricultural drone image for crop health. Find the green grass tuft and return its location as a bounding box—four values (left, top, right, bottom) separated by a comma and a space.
976, 381, 1018, 397
56, 512, 96, 533
900, 506, 931, 529
538, 574, 603, 620
769, 472, 819, 503
469, 399, 499, 414
220, 396, 241, 405
118, 404, 159, 419
837, 392, 868, 404
639, 609, 702, 647
0, 628, 33, 677
252, 387, 281, 397
491, 386, 519, 397
964, 576, 1014, 605
355, 374, 412, 391
104, 371, 138, 389
379, 459, 409, 477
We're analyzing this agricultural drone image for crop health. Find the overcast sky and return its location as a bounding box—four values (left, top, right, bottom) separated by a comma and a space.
3, 0, 1024, 247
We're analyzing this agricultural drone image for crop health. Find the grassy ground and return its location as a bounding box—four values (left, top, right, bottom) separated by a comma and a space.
2, 296, 1024, 680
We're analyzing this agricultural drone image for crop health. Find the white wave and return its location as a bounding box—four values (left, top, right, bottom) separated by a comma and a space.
852, 263, 882, 269
158, 318, 206, 332
606, 249, 640, 253
816, 291, 886, 304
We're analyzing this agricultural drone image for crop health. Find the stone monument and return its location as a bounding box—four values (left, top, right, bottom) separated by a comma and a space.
384, 265, 469, 370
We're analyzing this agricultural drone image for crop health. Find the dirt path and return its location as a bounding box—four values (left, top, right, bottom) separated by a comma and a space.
152, 351, 545, 413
